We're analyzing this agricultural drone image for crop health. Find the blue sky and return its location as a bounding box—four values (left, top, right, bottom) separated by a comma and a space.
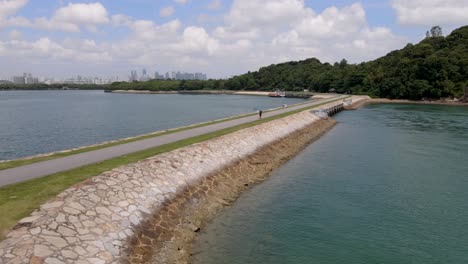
0, 0, 467, 80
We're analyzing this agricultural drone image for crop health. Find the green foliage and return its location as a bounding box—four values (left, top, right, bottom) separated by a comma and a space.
8, 26, 467, 100
222, 25, 467, 99
110, 26, 467, 99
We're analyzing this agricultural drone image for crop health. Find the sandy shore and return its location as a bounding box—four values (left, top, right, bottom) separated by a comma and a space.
368, 98, 468, 107
110, 90, 178, 94
343, 97, 468, 110
232, 91, 270, 96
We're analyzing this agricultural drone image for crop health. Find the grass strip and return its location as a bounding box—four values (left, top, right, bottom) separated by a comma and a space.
0, 97, 345, 239
0, 99, 317, 171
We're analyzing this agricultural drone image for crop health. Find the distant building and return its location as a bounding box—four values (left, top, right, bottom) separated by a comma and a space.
129, 70, 138, 82
130, 69, 208, 82
195, 72, 207, 80
13, 75, 25, 84
11, 73, 38, 84
154, 72, 165, 80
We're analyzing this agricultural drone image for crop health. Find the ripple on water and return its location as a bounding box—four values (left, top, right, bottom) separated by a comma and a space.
193, 103, 468, 264
0, 91, 306, 160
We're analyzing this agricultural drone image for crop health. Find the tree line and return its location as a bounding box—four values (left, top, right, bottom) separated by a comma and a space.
110, 26, 467, 100
4, 26, 467, 100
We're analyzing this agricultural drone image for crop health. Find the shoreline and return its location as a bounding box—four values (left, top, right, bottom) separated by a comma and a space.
109, 90, 319, 99
0, 97, 317, 166
367, 98, 468, 107
0, 106, 340, 263
127, 118, 336, 263
343, 97, 468, 110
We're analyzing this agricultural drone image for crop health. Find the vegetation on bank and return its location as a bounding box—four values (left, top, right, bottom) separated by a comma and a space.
0, 111, 262, 171
109, 26, 468, 100
0, 98, 314, 171
0, 97, 345, 239
3, 26, 466, 99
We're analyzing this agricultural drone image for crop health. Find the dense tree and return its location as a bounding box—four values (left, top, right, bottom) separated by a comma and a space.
217, 25, 466, 99
6, 26, 466, 100
430, 26, 443, 37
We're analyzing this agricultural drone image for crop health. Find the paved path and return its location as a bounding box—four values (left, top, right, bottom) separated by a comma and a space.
0, 96, 343, 187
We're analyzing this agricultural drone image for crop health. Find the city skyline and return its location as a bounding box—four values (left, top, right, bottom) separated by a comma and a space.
0, 68, 209, 84
0, 1, 467, 79
0, 72, 121, 85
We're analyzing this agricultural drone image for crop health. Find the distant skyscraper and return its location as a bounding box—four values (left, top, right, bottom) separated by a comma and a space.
127, 70, 207, 82
129, 70, 138, 81
13, 75, 25, 84
140, 69, 150, 81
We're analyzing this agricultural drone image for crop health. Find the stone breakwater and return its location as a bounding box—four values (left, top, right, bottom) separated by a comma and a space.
147, 118, 336, 264
0, 104, 341, 264
343, 96, 371, 110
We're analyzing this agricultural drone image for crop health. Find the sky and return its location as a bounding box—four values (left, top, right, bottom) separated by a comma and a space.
0, 0, 467, 79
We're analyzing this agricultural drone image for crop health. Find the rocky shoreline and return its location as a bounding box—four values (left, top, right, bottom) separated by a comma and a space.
0, 103, 341, 264
129, 118, 336, 264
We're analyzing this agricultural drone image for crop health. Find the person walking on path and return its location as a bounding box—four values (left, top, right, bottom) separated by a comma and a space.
259, 110, 263, 119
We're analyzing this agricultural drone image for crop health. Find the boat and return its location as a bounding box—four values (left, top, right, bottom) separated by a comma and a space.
268, 90, 286, 97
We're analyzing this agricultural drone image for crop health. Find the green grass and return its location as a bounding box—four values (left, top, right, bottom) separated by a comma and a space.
0, 112, 268, 171
0, 97, 346, 239
0, 99, 317, 171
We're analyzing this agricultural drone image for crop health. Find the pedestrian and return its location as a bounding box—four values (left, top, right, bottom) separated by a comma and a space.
259, 110, 263, 119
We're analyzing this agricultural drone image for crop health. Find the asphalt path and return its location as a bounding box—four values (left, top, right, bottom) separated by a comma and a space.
0, 96, 343, 187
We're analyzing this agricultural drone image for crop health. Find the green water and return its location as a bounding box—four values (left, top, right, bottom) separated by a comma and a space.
193, 103, 468, 264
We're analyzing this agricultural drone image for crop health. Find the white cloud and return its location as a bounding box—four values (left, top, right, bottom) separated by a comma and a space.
111, 14, 132, 26
0, 1, 409, 79
0, 37, 111, 62
174, 0, 188, 4
53, 2, 109, 25
0, 0, 28, 19
200, 1, 405, 76
226, 0, 308, 29
8, 29, 22, 39
178, 26, 220, 55
3, 2, 109, 32
213, 26, 259, 40
5, 15, 30, 26
33, 17, 80, 32
62, 38, 98, 51
392, 0, 468, 26
295, 3, 366, 38
207, 0, 222, 10
128, 19, 181, 41
160, 6, 175, 17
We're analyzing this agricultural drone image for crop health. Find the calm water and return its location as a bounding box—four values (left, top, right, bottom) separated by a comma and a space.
0, 90, 304, 160
193, 104, 468, 264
